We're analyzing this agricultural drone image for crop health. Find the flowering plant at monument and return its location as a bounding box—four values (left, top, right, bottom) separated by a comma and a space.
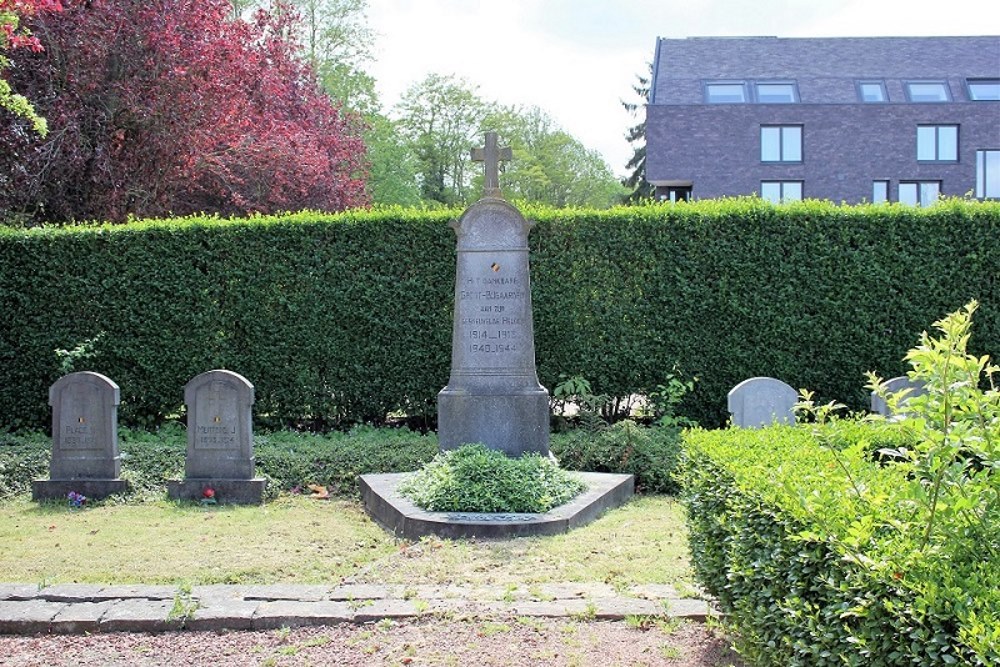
201, 487, 217, 506
66, 491, 86, 508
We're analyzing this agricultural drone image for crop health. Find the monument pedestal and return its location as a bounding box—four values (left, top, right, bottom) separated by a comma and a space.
32, 478, 127, 501
167, 478, 266, 504
438, 387, 550, 457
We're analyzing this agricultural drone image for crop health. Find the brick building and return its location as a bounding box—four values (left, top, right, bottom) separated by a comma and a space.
646, 36, 1000, 205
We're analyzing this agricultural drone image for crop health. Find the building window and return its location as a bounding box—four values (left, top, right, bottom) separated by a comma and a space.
761, 181, 802, 204
899, 181, 940, 207
761, 126, 802, 162
705, 82, 747, 103
755, 82, 798, 103
873, 180, 889, 203
967, 79, 1000, 101
905, 81, 951, 102
977, 150, 1000, 198
857, 81, 888, 102
917, 125, 958, 162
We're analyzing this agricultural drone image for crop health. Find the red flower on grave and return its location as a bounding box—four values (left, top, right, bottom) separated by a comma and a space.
203, 487, 215, 499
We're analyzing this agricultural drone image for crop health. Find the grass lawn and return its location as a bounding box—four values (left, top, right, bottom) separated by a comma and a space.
0, 494, 692, 589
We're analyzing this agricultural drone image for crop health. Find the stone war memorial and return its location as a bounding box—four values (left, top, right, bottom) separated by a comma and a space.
167, 369, 266, 504
32, 371, 127, 500
361, 132, 634, 539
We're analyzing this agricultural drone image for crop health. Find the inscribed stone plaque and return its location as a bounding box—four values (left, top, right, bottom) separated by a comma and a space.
871, 376, 926, 417
48, 372, 121, 479
727, 377, 797, 428
183, 370, 255, 479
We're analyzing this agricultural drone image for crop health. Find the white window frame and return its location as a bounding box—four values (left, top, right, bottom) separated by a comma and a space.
905, 81, 951, 103
704, 81, 748, 104
899, 181, 941, 207
966, 79, 1000, 101
857, 80, 888, 103
872, 180, 889, 204
761, 125, 803, 163
755, 82, 799, 104
761, 181, 803, 204
917, 125, 959, 162
976, 150, 1000, 199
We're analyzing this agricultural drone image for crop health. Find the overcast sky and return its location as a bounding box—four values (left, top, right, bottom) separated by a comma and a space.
366, 0, 999, 177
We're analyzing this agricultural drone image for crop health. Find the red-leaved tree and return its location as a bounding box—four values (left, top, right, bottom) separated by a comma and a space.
0, 0, 368, 224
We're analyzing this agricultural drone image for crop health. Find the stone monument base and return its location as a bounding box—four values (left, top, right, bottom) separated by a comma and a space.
359, 471, 634, 540
32, 478, 127, 501
167, 478, 267, 504
437, 389, 550, 457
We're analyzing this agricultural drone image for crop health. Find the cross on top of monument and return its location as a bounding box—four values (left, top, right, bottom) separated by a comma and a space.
471, 131, 512, 198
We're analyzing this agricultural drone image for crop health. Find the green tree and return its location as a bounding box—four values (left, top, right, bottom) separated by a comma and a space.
365, 114, 421, 206
622, 63, 654, 203
484, 105, 625, 208
0, 0, 60, 136
395, 73, 489, 206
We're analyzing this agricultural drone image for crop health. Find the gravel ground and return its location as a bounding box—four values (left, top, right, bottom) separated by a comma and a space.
0, 617, 744, 666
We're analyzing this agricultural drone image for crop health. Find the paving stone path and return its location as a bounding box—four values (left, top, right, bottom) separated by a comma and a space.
0, 583, 714, 635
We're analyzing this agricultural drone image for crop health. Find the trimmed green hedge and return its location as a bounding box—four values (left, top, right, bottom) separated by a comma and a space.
1, 199, 998, 430
681, 423, 999, 666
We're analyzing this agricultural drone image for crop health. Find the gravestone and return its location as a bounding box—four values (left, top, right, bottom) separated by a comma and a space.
167, 369, 266, 503
871, 376, 927, 417
728, 377, 797, 428
437, 132, 550, 457
32, 371, 126, 500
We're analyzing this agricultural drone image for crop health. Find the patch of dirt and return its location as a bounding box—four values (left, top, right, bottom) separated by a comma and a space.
0, 617, 745, 666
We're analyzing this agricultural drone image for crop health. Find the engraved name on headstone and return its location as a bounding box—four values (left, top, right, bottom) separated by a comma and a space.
437, 132, 550, 457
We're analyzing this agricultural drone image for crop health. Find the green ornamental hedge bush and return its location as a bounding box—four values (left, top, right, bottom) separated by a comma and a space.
680, 304, 999, 666
1, 199, 997, 430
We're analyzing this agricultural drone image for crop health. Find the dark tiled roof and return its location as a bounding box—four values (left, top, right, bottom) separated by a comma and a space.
651, 36, 1000, 105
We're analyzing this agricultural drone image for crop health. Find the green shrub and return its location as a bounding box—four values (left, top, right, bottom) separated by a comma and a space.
1, 200, 998, 430
680, 303, 999, 666
551, 421, 683, 494
398, 443, 586, 513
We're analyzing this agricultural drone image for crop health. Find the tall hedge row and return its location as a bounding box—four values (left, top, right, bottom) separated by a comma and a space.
1, 199, 997, 430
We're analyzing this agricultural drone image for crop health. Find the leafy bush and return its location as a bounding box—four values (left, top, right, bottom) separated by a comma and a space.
398, 443, 586, 513
1, 199, 998, 430
551, 421, 683, 494
680, 304, 999, 666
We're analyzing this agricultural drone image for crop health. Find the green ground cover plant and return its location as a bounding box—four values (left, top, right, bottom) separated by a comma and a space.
681, 303, 999, 666
398, 443, 586, 513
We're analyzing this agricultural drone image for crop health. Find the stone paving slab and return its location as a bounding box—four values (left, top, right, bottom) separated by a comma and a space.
0, 585, 38, 602
37, 584, 108, 602
328, 584, 392, 601
243, 584, 331, 602
184, 599, 260, 632
251, 600, 353, 630
99, 599, 180, 632
97, 585, 177, 600
50, 600, 117, 634
0, 600, 67, 634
